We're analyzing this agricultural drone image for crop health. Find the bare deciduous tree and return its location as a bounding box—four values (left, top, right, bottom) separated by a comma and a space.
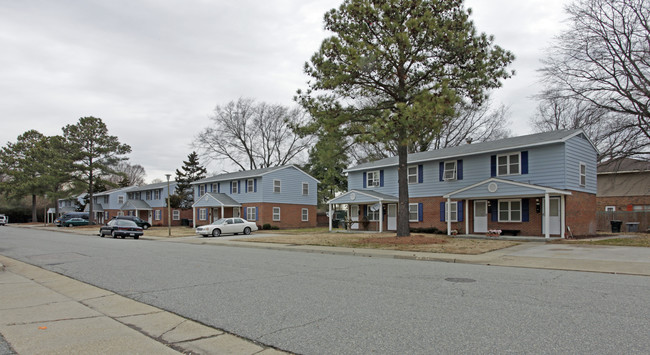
195, 98, 313, 171
105, 162, 146, 187
539, 0, 650, 141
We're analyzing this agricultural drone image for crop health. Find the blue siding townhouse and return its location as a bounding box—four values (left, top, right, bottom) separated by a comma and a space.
191, 165, 319, 228
328, 130, 598, 238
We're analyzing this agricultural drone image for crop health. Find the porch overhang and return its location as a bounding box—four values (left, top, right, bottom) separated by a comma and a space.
192, 192, 241, 208
120, 200, 152, 211
327, 189, 399, 205
443, 178, 571, 199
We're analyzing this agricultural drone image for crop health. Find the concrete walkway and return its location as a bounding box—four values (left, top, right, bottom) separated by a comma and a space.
0, 255, 287, 355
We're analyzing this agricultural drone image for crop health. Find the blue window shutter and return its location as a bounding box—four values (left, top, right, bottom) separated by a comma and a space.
238, 180, 241, 194
255, 207, 258, 221
243, 207, 247, 219
363, 206, 367, 218
254, 179, 257, 192
380, 170, 384, 187
458, 201, 464, 222
522, 198, 529, 222
440, 202, 446, 222
521, 151, 529, 174
490, 199, 498, 222
457, 160, 463, 180
418, 165, 423, 183
229, 182, 232, 194
363, 172, 367, 188
218, 183, 220, 193
491, 156, 497, 177
418, 203, 423, 222
439, 162, 444, 181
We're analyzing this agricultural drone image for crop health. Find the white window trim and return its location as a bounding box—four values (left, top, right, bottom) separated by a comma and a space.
443, 161, 457, 181
246, 207, 256, 221
212, 183, 219, 193
366, 205, 379, 221
497, 152, 521, 176
199, 185, 205, 197
408, 166, 419, 184
273, 207, 281, 221
605, 206, 616, 212
579, 162, 587, 187
302, 182, 309, 195
273, 179, 281, 193
199, 208, 207, 220
247, 179, 254, 193
498, 199, 522, 222
408, 203, 419, 222
302, 208, 309, 221
231, 181, 238, 194
445, 201, 458, 222
367, 170, 380, 188
172, 210, 180, 220
154, 210, 162, 221
118, 195, 125, 204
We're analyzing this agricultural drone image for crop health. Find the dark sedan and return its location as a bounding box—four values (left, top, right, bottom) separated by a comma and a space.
99, 219, 143, 239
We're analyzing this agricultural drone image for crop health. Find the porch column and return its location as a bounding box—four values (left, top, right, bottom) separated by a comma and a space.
379, 201, 383, 233
221, 205, 224, 220
192, 207, 196, 228
465, 199, 469, 236
560, 195, 566, 239
544, 193, 550, 239
347, 205, 350, 231
328, 203, 333, 232
447, 197, 452, 235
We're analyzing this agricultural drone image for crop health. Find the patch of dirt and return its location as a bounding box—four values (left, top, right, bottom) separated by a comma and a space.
360, 235, 448, 245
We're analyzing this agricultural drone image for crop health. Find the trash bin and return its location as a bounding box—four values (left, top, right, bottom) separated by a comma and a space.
332, 219, 339, 228
610, 220, 622, 233
181, 218, 190, 226
626, 222, 639, 233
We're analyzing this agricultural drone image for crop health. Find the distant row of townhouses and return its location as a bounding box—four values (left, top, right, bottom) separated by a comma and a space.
59, 130, 602, 237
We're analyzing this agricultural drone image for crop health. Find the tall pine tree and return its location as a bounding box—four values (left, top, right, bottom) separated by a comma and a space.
297, 0, 514, 236
174, 151, 207, 208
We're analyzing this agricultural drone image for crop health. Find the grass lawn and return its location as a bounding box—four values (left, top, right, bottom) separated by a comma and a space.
245, 230, 519, 255
554, 233, 650, 247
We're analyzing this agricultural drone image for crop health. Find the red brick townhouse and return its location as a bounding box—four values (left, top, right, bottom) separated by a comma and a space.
328, 130, 598, 238
597, 158, 650, 212
191, 165, 319, 229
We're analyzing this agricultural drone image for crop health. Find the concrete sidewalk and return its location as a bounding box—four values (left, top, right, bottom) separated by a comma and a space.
0, 256, 287, 355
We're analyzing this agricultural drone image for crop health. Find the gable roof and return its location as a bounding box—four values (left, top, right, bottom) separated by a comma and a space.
121, 200, 152, 210
598, 158, 650, 174
128, 180, 177, 192
192, 192, 241, 208
192, 165, 319, 185
345, 129, 595, 172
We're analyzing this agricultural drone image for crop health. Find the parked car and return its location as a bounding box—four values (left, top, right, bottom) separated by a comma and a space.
55, 212, 89, 227
111, 216, 151, 229
99, 219, 143, 239
195, 218, 258, 237
63, 218, 89, 227
0, 214, 7, 226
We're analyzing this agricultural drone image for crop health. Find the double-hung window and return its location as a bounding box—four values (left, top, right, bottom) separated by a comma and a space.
154, 210, 162, 221
302, 182, 309, 195
367, 171, 380, 187
445, 202, 458, 222
301, 208, 309, 221
247, 179, 254, 193
199, 185, 205, 197
443, 161, 457, 181
273, 207, 280, 221
366, 205, 379, 221
199, 208, 207, 220
273, 180, 281, 193
408, 166, 419, 184
408, 203, 419, 222
579, 163, 586, 187
118, 195, 124, 204
154, 190, 161, 200
497, 153, 520, 176
173, 210, 180, 220
212, 183, 219, 193
246, 207, 256, 220
231, 181, 238, 194
498, 200, 521, 222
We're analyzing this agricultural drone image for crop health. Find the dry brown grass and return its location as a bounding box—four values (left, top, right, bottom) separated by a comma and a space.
554, 233, 650, 247
243, 232, 519, 255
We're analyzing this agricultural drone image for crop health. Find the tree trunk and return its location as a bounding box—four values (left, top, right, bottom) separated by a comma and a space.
31, 194, 37, 223
88, 170, 94, 225
396, 143, 410, 237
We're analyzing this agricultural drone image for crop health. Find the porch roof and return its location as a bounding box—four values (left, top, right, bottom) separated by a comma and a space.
120, 200, 152, 211
328, 189, 399, 205
84, 203, 104, 212
192, 192, 241, 208
443, 178, 571, 199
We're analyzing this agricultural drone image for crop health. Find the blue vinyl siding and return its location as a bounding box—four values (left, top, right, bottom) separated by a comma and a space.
565, 135, 597, 194
261, 167, 318, 205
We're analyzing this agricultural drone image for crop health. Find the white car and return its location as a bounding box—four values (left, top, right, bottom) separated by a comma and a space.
196, 218, 258, 237
0, 214, 7, 226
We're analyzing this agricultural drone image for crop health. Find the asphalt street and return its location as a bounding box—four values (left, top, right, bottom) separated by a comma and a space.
1, 227, 649, 354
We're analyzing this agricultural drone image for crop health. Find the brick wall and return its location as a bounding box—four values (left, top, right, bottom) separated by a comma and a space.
244, 203, 317, 229
565, 191, 597, 236
597, 195, 650, 211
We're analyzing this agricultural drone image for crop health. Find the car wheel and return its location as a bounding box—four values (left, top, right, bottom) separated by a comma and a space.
212, 228, 221, 237
111, 231, 117, 238
142, 225, 149, 230
67, 223, 73, 227
244, 227, 251, 235
100, 231, 104, 237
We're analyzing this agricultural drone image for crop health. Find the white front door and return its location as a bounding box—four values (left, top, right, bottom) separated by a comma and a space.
387, 204, 397, 231
350, 205, 359, 229
542, 197, 561, 235
474, 200, 488, 233
233, 207, 240, 218
147, 211, 152, 224
212, 208, 220, 222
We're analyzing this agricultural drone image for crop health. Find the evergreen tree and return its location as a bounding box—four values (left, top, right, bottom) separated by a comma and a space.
174, 151, 207, 208
297, 0, 514, 236
304, 131, 349, 207
63, 116, 131, 224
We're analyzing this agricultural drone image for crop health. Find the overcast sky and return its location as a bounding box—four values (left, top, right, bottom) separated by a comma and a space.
0, 0, 569, 182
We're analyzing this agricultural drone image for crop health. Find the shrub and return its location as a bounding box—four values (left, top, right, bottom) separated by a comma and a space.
262, 223, 271, 230
270, 225, 279, 230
